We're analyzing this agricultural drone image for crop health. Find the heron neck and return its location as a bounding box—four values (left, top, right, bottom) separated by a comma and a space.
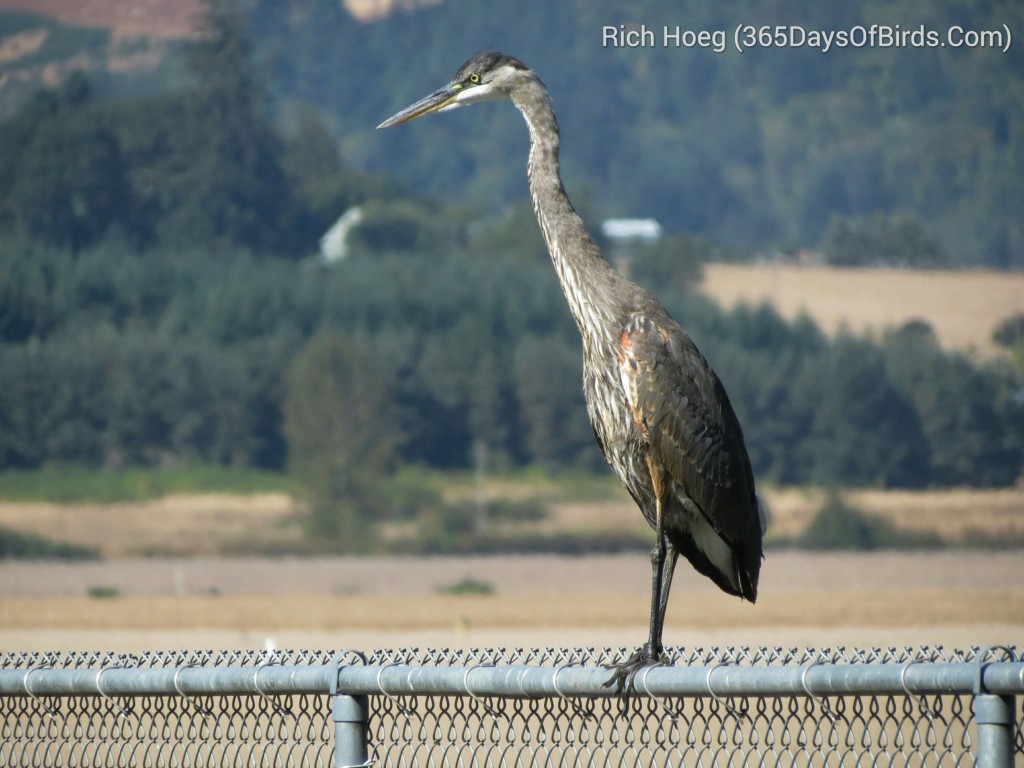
512, 82, 622, 341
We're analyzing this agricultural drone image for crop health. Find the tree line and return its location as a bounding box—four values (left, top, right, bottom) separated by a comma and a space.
2, 228, 1021, 489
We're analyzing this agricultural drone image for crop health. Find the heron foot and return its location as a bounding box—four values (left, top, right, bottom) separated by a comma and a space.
602, 644, 668, 696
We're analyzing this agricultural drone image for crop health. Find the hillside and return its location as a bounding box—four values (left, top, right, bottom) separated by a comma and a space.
0, 0, 201, 38
700, 264, 1024, 358
0, 0, 405, 37
2, 0, 1020, 266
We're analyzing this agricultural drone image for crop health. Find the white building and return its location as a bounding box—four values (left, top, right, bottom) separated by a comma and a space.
319, 206, 364, 262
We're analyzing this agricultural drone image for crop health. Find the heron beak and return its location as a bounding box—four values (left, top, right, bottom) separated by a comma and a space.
377, 83, 463, 129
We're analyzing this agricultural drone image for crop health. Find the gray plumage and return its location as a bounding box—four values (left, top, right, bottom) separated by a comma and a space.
379, 52, 764, 687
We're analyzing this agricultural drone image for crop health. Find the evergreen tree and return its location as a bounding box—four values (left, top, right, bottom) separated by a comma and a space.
283, 333, 401, 546
808, 336, 931, 487
159, 0, 295, 253
0, 75, 136, 252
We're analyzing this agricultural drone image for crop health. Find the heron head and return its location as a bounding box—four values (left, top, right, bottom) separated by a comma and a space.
377, 51, 530, 129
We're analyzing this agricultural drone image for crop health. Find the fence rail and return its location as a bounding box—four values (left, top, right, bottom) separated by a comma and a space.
1, 646, 1021, 767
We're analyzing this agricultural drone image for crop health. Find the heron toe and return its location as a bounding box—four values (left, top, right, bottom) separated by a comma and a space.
602, 644, 669, 696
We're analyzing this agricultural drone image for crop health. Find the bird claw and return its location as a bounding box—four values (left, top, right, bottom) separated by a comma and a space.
602, 645, 668, 696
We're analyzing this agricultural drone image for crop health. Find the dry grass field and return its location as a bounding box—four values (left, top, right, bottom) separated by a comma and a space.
1, 489, 1022, 655
0, 493, 301, 557
700, 264, 1024, 357
7, 484, 1021, 559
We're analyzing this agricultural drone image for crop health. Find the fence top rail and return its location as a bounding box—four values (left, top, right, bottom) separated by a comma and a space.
2, 643, 1007, 671
0, 645, 1000, 670
2, 656, 1022, 700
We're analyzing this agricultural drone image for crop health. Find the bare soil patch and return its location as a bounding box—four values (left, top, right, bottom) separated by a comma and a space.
700, 264, 1024, 357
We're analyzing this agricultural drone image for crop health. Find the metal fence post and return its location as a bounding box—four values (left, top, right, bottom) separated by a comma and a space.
330, 650, 371, 768
332, 693, 369, 768
973, 645, 1019, 768
974, 694, 1015, 768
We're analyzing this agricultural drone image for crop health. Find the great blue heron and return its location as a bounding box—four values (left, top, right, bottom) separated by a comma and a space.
378, 51, 764, 689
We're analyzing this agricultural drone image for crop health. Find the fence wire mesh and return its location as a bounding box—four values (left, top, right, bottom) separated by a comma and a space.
0, 646, 1020, 767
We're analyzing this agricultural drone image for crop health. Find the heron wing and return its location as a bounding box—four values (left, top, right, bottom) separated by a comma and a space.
618, 312, 760, 553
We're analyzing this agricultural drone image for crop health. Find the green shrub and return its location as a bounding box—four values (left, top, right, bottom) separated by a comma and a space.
86, 585, 120, 599
437, 577, 494, 596
799, 492, 942, 550
0, 466, 293, 503
487, 499, 548, 523
0, 527, 98, 560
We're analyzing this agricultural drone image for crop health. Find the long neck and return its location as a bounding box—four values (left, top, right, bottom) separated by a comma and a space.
511, 81, 623, 345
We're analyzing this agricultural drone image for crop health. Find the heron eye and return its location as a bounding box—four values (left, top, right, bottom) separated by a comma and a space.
469, 72, 481, 84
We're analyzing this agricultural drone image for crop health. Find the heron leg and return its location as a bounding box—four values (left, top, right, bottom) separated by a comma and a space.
603, 531, 674, 695
647, 536, 679, 659
642, 454, 674, 659
604, 500, 675, 695
643, 530, 675, 659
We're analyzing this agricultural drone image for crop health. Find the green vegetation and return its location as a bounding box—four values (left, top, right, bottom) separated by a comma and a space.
796, 492, 942, 550
0, 527, 98, 560
1, 218, 1020, 499
284, 332, 401, 546
437, 577, 495, 596
960, 527, 1024, 550
992, 313, 1024, 382
0, 466, 294, 503
823, 214, 948, 268
486, 499, 549, 523
86, 585, 121, 599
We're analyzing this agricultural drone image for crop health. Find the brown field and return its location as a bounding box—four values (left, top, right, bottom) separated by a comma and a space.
0, 493, 301, 558
700, 263, 1024, 358
1, 551, 1021, 654
2, 484, 1023, 560
1, 484, 1020, 654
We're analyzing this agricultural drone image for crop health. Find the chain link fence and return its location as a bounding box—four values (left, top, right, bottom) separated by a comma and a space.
1, 646, 1021, 766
